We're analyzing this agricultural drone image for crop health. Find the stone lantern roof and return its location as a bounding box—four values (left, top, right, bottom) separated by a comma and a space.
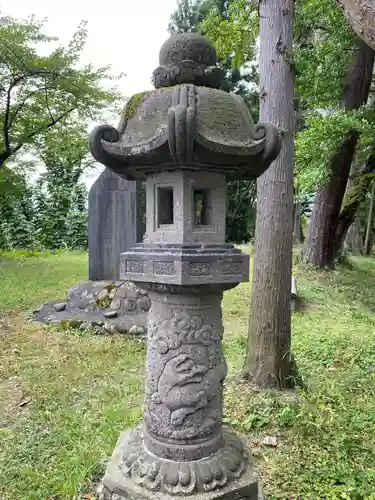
89, 33, 281, 182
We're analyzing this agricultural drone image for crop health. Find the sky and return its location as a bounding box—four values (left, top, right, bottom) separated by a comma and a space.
0, 0, 179, 187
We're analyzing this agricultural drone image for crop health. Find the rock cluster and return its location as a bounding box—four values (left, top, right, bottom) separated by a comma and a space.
31, 280, 150, 337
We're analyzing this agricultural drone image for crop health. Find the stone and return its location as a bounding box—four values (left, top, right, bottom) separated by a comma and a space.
97, 290, 109, 301
54, 302, 67, 312
79, 322, 91, 331
76, 298, 89, 310
85, 300, 97, 311
261, 436, 278, 447
123, 298, 137, 312
128, 325, 145, 336
31, 281, 148, 336
110, 298, 122, 310
88, 32, 281, 500
104, 323, 117, 334
137, 296, 151, 312
88, 168, 137, 281
104, 310, 118, 319
115, 287, 128, 299
115, 323, 129, 334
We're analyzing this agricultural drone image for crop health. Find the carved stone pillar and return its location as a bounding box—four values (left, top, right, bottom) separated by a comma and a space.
101, 286, 255, 496
89, 32, 281, 500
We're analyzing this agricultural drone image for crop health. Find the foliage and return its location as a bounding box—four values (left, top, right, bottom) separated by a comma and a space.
294, 0, 357, 110
168, 0, 211, 33
0, 121, 92, 250
226, 180, 256, 243
194, 0, 375, 203
0, 14, 121, 165
293, 0, 375, 202
199, 0, 258, 68
296, 107, 375, 199
1, 250, 375, 497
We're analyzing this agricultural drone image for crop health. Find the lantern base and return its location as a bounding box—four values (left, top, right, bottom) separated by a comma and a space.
99, 425, 259, 500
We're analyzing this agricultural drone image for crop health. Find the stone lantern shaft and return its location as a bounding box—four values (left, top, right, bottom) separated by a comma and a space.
89, 32, 281, 500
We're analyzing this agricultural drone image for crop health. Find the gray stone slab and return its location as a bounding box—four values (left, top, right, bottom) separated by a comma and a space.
88, 168, 136, 281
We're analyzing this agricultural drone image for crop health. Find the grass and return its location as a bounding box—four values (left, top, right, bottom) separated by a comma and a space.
1, 249, 375, 499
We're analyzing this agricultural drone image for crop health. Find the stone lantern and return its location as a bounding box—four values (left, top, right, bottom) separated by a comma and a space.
89, 33, 281, 500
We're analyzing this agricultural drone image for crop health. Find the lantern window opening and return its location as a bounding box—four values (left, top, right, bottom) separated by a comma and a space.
157, 186, 174, 227
193, 188, 212, 227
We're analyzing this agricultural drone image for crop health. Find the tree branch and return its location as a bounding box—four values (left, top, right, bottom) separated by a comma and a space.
8, 86, 51, 130
3, 74, 27, 156
3, 106, 76, 161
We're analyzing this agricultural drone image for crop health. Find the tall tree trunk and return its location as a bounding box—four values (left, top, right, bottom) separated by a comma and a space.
246, 0, 295, 389
334, 152, 375, 253
344, 159, 363, 254
293, 189, 303, 246
336, 0, 375, 50
364, 179, 375, 254
346, 213, 363, 254
300, 40, 374, 268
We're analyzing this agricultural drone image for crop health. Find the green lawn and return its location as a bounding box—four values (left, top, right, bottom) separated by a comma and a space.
1, 249, 375, 499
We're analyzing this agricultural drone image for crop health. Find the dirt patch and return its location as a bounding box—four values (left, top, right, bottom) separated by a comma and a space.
0, 375, 30, 427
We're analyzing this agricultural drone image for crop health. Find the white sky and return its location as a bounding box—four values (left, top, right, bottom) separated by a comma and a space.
0, 0, 179, 187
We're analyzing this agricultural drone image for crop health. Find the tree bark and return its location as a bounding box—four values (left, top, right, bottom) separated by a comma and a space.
246, 0, 295, 389
346, 213, 363, 254
364, 179, 375, 254
300, 40, 374, 268
334, 153, 375, 253
336, 0, 375, 50
344, 159, 363, 254
293, 189, 304, 245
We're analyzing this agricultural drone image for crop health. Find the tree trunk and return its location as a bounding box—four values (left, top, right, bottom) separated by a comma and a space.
364, 179, 375, 254
366, 226, 375, 254
334, 153, 375, 253
246, 0, 295, 389
300, 40, 374, 268
344, 159, 363, 254
293, 194, 303, 245
346, 213, 363, 254
336, 0, 375, 50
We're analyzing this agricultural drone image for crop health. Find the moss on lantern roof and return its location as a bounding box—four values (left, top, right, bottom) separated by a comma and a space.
123, 91, 152, 118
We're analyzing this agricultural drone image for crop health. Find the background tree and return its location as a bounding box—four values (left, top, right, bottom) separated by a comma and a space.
246, 0, 295, 389
0, 12, 123, 251
0, 15, 121, 166
364, 178, 375, 253
29, 121, 92, 249
0, 120, 98, 251
290, 0, 375, 267
299, 37, 375, 267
